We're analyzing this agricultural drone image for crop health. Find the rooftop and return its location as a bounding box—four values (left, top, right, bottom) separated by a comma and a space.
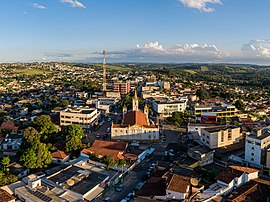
0, 189, 16, 202
123, 110, 148, 126
216, 166, 259, 184
81, 140, 128, 160
204, 126, 238, 133
51, 150, 69, 160
48, 166, 108, 195
167, 174, 190, 193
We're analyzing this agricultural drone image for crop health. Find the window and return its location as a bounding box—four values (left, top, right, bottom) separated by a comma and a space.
251, 147, 254, 150
228, 132, 232, 141
221, 133, 224, 142
251, 158, 254, 161
251, 153, 254, 156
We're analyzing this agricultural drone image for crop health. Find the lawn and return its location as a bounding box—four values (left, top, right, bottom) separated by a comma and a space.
184, 70, 197, 74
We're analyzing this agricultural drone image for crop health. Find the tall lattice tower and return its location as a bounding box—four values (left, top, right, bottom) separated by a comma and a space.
102, 50, 107, 92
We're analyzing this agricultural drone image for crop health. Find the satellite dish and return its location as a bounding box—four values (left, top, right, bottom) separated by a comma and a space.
67, 179, 74, 186
190, 178, 199, 186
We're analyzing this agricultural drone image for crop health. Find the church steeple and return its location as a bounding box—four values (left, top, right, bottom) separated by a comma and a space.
132, 90, 139, 111
144, 104, 150, 125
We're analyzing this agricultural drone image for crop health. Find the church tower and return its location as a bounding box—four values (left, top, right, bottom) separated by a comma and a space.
132, 90, 139, 111
144, 104, 150, 125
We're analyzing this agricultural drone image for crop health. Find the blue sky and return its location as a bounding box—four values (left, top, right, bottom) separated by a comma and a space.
1, 0, 270, 64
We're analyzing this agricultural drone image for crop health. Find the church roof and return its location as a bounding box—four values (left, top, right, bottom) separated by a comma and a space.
123, 110, 148, 126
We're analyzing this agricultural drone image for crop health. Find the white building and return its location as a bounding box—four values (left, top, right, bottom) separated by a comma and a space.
111, 91, 159, 142
244, 129, 270, 168
201, 126, 241, 149
152, 97, 188, 118
192, 166, 259, 202
95, 97, 119, 113
60, 107, 100, 129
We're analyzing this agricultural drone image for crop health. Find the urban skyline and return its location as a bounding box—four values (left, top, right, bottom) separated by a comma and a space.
1, 0, 270, 64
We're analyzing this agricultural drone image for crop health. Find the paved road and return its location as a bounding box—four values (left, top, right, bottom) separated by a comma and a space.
95, 153, 161, 202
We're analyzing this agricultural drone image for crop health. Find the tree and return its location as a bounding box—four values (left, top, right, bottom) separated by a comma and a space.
102, 155, 116, 169
23, 127, 40, 145
64, 125, 84, 139
65, 135, 82, 152
64, 125, 84, 152
117, 159, 126, 166
34, 115, 58, 141
20, 142, 52, 169
167, 110, 190, 127
0, 170, 18, 186
235, 99, 245, 111
196, 88, 210, 100
61, 99, 69, 107
1, 156, 10, 172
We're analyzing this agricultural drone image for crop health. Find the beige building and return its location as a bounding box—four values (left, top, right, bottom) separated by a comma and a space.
60, 107, 100, 129
201, 126, 241, 149
111, 91, 159, 142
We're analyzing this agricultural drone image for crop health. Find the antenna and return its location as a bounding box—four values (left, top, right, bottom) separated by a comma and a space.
103, 50, 107, 92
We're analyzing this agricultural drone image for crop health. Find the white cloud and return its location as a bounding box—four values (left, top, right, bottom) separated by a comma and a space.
33, 3, 46, 9
60, 0, 86, 8
242, 39, 270, 58
100, 42, 227, 63
136, 42, 165, 51
179, 0, 221, 13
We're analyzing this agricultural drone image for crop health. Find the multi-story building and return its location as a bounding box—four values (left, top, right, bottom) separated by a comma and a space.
201, 126, 241, 149
60, 107, 100, 129
113, 82, 130, 95
244, 129, 270, 168
152, 97, 188, 118
194, 104, 236, 119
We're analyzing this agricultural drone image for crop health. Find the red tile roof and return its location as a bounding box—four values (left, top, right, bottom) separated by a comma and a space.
216, 166, 259, 184
51, 150, 69, 160
123, 111, 148, 126
229, 166, 259, 174
167, 174, 190, 193
0, 121, 18, 131
0, 189, 16, 202
82, 140, 128, 160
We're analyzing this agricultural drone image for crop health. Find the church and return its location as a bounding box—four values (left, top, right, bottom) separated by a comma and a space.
111, 91, 160, 142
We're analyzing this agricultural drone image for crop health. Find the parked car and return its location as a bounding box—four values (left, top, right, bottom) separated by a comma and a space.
104, 197, 111, 202
115, 183, 125, 192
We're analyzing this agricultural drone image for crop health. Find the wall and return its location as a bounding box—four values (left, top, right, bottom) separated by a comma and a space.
166, 190, 186, 200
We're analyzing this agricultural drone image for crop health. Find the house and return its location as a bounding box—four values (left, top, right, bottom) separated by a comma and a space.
0, 134, 22, 156
51, 150, 70, 164
226, 178, 270, 202
187, 145, 214, 166
7, 162, 29, 179
166, 174, 191, 200
192, 166, 259, 201
0, 121, 18, 134
81, 140, 128, 160
111, 91, 159, 142
0, 189, 16, 202
201, 126, 241, 149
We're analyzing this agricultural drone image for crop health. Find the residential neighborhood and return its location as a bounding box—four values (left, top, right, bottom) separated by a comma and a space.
0, 62, 270, 202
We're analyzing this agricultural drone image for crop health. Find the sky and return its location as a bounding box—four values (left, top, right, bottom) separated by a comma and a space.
1, 0, 270, 64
